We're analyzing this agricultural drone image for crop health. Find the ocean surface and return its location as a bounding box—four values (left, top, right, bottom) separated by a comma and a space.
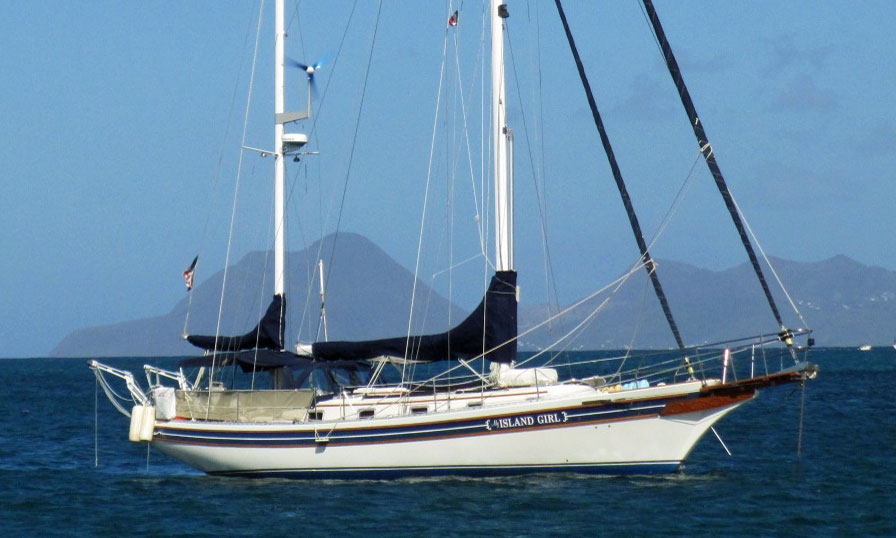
1, 348, 893, 537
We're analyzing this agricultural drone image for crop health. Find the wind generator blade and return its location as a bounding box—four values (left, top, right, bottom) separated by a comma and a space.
287, 58, 309, 71
288, 57, 326, 96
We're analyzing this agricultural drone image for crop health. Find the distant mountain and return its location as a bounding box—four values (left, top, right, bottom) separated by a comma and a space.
51, 234, 895, 357
51, 233, 464, 357
518, 255, 896, 349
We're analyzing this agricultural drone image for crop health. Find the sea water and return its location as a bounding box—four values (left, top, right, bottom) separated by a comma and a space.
1, 348, 893, 537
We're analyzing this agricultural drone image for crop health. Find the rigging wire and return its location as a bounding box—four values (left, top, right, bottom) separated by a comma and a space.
728, 190, 809, 328
446, 5, 458, 347
638, 0, 792, 340
283, 0, 361, 346
94, 377, 99, 467
639, 0, 808, 333
616, 273, 654, 373
289, 163, 317, 344
530, 3, 567, 368
479, 2, 499, 390
403, 8, 451, 380
554, 0, 687, 358
391, 264, 645, 391
642, 151, 703, 254
182, 1, 262, 339
447, 3, 488, 261
248, 230, 272, 389
417, 1, 490, 380
797, 379, 807, 461
204, 0, 388, 360
409, 3, 467, 376
504, 13, 568, 363
519, 261, 647, 368
372, 325, 794, 414
208, 0, 267, 390
348, 329, 800, 418
479, 5, 489, 280
323, 0, 383, 301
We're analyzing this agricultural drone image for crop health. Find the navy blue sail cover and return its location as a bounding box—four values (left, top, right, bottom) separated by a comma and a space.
312, 271, 518, 363
187, 295, 285, 352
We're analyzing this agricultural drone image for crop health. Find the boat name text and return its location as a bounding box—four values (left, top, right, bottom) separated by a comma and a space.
485, 412, 568, 431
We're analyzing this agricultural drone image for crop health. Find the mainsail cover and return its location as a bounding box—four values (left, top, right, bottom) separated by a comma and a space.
187, 295, 286, 352
312, 271, 518, 363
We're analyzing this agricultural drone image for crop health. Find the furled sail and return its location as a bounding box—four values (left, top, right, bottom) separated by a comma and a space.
311, 271, 518, 363
187, 295, 286, 352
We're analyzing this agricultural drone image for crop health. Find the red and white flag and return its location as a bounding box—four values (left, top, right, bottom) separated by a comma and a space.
183, 255, 198, 291
448, 10, 458, 27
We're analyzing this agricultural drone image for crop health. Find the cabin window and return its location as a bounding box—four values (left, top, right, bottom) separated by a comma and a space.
467, 401, 482, 408
307, 411, 323, 421
411, 406, 429, 415
359, 409, 375, 419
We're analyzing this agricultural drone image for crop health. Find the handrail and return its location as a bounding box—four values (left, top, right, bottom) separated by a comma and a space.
143, 364, 189, 391
88, 360, 150, 415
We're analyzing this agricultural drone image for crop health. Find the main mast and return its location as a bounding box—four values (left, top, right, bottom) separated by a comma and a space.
491, 1, 513, 272
273, 0, 286, 299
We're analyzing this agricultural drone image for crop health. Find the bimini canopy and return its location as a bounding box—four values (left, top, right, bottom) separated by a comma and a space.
187, 295, 285, 352
178, 350, 373, 391
311, 271, 518, 364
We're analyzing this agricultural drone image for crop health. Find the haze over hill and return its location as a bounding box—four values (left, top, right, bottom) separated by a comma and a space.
51, 234, 895, 357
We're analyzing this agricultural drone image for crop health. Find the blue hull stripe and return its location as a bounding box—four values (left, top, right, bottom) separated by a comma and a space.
155, 393, 718, 449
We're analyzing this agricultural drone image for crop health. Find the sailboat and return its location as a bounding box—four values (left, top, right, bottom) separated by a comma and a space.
91, 0, 816, 478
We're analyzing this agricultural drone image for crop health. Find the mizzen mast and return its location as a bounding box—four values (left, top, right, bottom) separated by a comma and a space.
273, 0, 287, 299
491, 1, 514, 272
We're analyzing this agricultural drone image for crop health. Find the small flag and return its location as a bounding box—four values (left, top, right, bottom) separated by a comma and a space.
448, 10, 458, 27
183, 255, 198, 291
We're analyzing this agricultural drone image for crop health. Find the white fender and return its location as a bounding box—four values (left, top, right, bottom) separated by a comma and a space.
138, 405, 156, 442
128, 405, 145, 442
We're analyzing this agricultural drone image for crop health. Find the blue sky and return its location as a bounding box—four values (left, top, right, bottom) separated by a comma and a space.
1, 1, 893, 357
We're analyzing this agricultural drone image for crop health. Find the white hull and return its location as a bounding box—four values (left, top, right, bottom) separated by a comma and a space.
150, 381, 752, 478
